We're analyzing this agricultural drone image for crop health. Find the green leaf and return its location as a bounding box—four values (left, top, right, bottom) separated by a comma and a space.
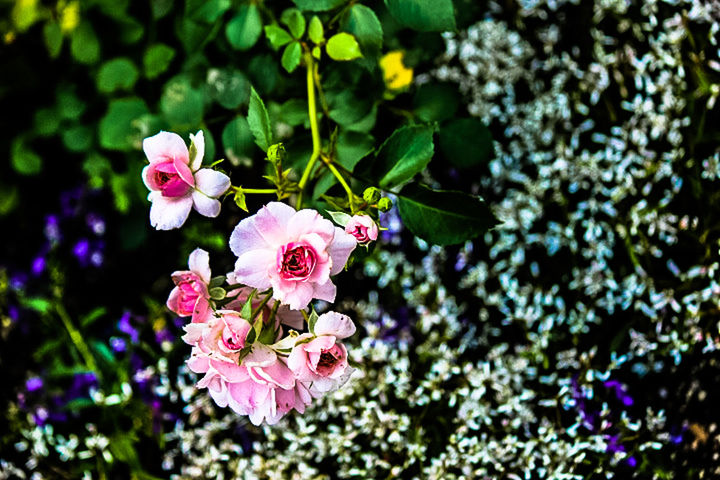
186, 0, 231, 23
176, 18, 219, 53
99, 97, 150, 151
70, 21, 100, 64
264, 24, 293, 50
83, 153, 112, 189
43, 21, 63, 58
328, 211, 352, 227
292, 0, 346, 11
62, 125, 93, 152
80, 307, 107, 328
151, 0, 173, 19
397, 184, 498, 245
281, 41, 302, 73
279, 98, 309, 127
439, 118, 494, 168
372, 124, 434, 189
160, 75, 205, 127
327, 90, 373, 127
207, 68, 250, 109
308, 15, 324, 43
11, 138, 42, 175
226, 4, 262, 50
241, 290, 255, 320
0, 183, 19, 215
34, 108, 60, 136
209, 287, 226, 300
384, 0, 456, 32
234, 188, 248, 211
281, 8, 306, 38
336, 130, 374, 170
143, 43, 175, 79
57, 89, 86, 120
222, 117, 254, 165
247, 86, 272, 152
413, 82, 460, 123
342, 5, 382, 58
97, 58, 139, 93
326, 32, 362, 61
307, 309, 319, 333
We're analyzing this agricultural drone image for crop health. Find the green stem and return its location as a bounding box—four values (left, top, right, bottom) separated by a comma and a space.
250, 292, 273, 322
237, 187, 277, 194
297, 52, 323, 209
325, 159, 355, 212
56, 303, 99, 376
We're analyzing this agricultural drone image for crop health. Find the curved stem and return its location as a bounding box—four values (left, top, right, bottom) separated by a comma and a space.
297, 52, 323, 209
324, 158, 355, 212
56, 303, 99, 376
237, 188, 277, 194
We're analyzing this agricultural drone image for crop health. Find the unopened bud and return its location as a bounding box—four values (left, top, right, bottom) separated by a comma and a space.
363, 187, 381, 204
377, 197, 392, 212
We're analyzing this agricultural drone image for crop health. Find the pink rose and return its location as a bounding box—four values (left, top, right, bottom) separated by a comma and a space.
229, 202, 357, 310
167, 248, 211, 322
344, 214, 379, 245
287, 311, 356, 393
142, 130, 231, 230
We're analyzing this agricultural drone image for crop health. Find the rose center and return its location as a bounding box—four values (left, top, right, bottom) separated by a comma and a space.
221, 326, 244, 351
153, 165, 191, 197
279, 244, 316, 280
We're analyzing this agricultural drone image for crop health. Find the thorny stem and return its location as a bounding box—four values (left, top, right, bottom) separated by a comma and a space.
297, 52, 323, 209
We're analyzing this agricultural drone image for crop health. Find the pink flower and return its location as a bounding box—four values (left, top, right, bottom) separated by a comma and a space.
142, 130, 231, 230
287, 311, 356, 393
344, 214, 379, 245
229, 202, 357, 310
167, 248, 211, 322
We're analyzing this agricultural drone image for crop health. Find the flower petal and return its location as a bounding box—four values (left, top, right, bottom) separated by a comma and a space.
233, 249, 275, 290
194, 169, 230, 198
188, 248, 211, 283
312, 279, 337, 304
173, 157, 195, 188
189, 130, 205, 171
148, 192, 193, 230
287, 209, 335, 243
229, 202, 296, 257
327, 228, 357, 275
192, 191, 221, 218
143, 131, 189, 165
314, 311, 356, 339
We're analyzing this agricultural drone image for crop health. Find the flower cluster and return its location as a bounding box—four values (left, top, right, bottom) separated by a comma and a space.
165, 201, 363, 425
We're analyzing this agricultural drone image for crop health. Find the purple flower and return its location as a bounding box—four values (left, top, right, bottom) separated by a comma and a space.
118, 312, 140, 343
110, 337, 127, 353
9, 273, 27, 291
44, 215, 61, 243
31, 256, 46, 276
73, 239, 90, 263
60, 188, 83, 217
26, 377, 44, 392
155, 328, 173, 344
86, 213, 106, 235
626, 456, 637, 467
8, 305, 19, 321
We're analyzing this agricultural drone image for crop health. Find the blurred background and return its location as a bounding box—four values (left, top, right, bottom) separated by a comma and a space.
2, 0, 720, 478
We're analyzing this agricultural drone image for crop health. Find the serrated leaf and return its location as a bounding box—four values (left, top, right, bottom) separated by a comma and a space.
326, 32, 362, 61
397, 184, 499, 245
281, 41, 302, 73
372, 124, 434, 189
384, 0, 456, 32
226, 4, 262, 50
281, 8, 306, 38
247, 86, 273, 152
308, 15, 324, 43
264, 24, 293, 50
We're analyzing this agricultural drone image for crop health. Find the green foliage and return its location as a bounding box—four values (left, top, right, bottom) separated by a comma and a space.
341, 5, 383, 59
281, 41, 303, 73
439, 118, 494, 168
384, 0, 457, 32
281, 8, 306, 39
326, 33, 363, 61
222, 117, 254, 165
70, 21, 100, 64
143, 44, 175, 79
226, 4, 263, 50
99, 98, 150, 151
11, 137, 42, 175
371, 124, 435, 189
160, 76, 205, 128
413, 82, 461, 122
292, 0, 347, 12
308, 16, 324, 44
397, 184, 498, 245
247, 87, 273, 152
264, 24, 293, 50
207, 68, 250, 109
97, 58, 139, 93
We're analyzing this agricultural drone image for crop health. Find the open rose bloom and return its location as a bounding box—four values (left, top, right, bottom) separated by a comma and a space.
229, 202, 357, 310
165, 204, 360, 426
142, 130, 231, 230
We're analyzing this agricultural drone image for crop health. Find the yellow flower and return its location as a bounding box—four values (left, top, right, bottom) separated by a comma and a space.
59, 0, 80, 33
380, 51, 413, 90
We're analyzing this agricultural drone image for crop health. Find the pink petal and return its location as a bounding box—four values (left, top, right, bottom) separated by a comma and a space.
254, 361, 295, 389
210, 359, 250, 383
233, 249, 275, 290
173, 157, 195, 188
191, 191, 221, 218
229, 202, 296, 257
287, 209, 336, 243
143, 131, 189, 165
194, 169, 230, 198
273, 281, 314, 310
188, 248, 211, 283
314, 311, 356, 339
277, 306, 304, 330
189, 130, 205, 171
287, 347, 314, 381
148, 192, 193, 230
312, 279, 337, 304
327, 228, 357, 275
244, 344, 277, 367
141, 164, 156, 191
